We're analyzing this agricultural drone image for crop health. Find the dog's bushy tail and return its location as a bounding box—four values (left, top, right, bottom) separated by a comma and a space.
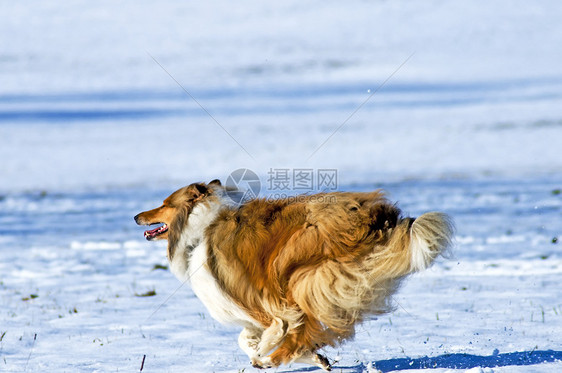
406, 212, 454, 272
364, 212, 454, 283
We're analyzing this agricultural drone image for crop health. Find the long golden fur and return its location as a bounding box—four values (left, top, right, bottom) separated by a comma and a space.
134, 180, 454, 370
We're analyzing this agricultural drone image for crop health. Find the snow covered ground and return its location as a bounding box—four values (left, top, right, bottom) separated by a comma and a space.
1, 178, 560, 372
1, 1, 561, 372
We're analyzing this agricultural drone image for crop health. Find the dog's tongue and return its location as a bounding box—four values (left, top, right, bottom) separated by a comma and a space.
144, 224, 168, 240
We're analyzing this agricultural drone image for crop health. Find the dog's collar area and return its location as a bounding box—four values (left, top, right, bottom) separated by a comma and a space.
144, 224, 168, 240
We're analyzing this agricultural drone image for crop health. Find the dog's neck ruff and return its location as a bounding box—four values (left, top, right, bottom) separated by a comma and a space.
168, 195, 224, 281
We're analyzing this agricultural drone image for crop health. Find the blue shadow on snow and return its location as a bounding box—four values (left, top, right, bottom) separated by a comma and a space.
373, 349, 562, 372
279, 350, 562, 372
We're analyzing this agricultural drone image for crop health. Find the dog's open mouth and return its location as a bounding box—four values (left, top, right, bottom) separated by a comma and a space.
144, 224, 168, 240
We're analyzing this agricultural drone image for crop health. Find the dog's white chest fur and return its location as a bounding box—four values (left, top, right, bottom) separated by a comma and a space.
188, 241, 257, 327
168, 198, 258, 328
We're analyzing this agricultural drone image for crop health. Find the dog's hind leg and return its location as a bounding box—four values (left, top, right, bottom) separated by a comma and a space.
266, 315, 333, 371
295, 352, 332, 371
238, 327, 262, 365
249, 317, 288, 368
256, 317, 288, 357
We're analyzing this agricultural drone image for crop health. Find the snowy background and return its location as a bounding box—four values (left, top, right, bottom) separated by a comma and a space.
0, 1, 561, 372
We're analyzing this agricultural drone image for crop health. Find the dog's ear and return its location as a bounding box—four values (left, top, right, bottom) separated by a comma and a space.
209, 179, 222, 186
188, 183, 208, 200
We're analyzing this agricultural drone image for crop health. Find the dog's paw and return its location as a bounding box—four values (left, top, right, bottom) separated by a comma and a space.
251, 356, 273, 369
314, 353, 332, 371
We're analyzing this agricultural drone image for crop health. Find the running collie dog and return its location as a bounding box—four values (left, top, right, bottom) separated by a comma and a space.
134, 180, 454, 370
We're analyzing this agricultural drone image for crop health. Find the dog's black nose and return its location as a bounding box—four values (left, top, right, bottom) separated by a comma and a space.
134, 214, 140, 224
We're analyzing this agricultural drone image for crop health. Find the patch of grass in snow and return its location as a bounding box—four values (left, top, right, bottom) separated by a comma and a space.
21, 294, 39, 301
530, 308, 546, 323
135, 289, 156, 297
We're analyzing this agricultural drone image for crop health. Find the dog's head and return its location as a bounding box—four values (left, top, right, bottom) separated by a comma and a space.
134, 179, 222, 241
